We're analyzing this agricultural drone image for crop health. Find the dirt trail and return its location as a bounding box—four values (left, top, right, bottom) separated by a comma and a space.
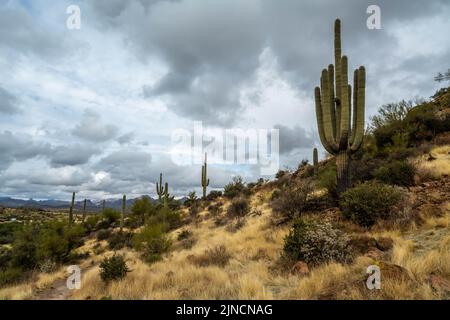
33, 277, 72, 300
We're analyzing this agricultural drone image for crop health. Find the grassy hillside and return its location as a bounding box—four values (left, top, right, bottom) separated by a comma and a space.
0, 88, 449, 300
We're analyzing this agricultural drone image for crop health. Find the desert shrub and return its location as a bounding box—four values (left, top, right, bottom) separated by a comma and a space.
131, 196, 156, 225
283, 219, 352, 266
83, 215, 101, 232
207, 202, 223, 216
133, 223, 171, 263
223, 176, 249, 199
188, 200, 200, 218
0, 267, 23, 287
102, 208, 121, 225
0, 222, 22, 245
177, 230, 192, 241
227, 196, 249, 218
316, 165, 337, 199
99, 255, 129, 283
97, 229, 112, 241
374, 160, 416, 187
8, 221, 85, 273
190, 245, 231, 267
206, 190, 222, 201
108, 232, 133, 250
339, 181, 404, 227
225, 218, 246, 233
177, 230, 196, 249
0, 247, 12, 271
270, 179, 313, 220
275, 170, 288, 180
35, 222, 85, 263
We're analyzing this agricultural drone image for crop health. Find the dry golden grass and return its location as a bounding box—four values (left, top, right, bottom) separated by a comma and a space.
1, 168, 449, 300
415, 145, 450, 180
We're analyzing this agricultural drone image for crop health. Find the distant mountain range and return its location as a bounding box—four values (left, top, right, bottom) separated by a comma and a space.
0, 196, 187, 211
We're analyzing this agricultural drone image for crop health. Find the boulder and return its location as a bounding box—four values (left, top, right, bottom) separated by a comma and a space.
378, 261, 412, 282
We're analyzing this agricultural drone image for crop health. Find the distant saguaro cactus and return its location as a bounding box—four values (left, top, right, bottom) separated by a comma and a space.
102, 199, 106, 211
201, 153, 210, 199
82, 198, 87, 223
163, 183, 170, 208
120, 195, 126, 232
313, 148, 318, 176
156, 173, 168, 204
314, 19, 366, 194
69, 192, 75, 225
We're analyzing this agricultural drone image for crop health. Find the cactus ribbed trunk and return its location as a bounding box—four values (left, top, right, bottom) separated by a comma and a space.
201, 153, 209, 199
69, 192, 75, 225
82, 199, 87, 223
336, 150, 350, 195
120, 195, 126, 232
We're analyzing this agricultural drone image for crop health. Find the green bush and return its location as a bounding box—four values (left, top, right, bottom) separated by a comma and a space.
339, 181, 404, 227
133, 223, 171, 263
0, 247, 12, 271
207, 202, 223, 216
270, 179, 313, 220
374, 160, 416, 187
227, 196, 249, 218
316, 165, 337, 199
146, 207, 181, 230
189, 245, 231, 267
96, 229, 112, 241
83, 215, 101, 232
99, 255, 129, 283
283, 219, 352, 266
206, 190, 222, 201
0, 267, 23, 287
0, 222, 22, 245
102, 208, 121, 225
107, 232, 133, 250
223, 176, 249, 199
131, 196, 156, 225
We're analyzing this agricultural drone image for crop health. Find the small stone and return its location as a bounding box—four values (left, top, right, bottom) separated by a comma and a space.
291, 261, 309, 276
376, 237, 394, 251
428, 274, 450, 293
365, 247, 384, 260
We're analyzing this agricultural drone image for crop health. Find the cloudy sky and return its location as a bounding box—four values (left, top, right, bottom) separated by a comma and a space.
0, 0, 449, 200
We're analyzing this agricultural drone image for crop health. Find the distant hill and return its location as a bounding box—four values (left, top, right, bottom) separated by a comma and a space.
0, 197, 153, 211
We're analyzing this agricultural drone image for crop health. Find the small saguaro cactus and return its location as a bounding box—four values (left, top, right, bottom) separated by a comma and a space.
82, 198, 87, 223
69, 192, 75, 225
314, 19, 366, 194
201, 152, 210, 199
120, 194, 126, 232
102, 199, 106, 212
313, 148, 319, 176
156, 173, 168, 204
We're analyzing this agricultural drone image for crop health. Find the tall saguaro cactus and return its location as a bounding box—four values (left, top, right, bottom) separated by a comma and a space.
120, 194, 126, 232
82, 198, 87, 223
156, 173, 168, 204
201, 153, 210, 199
314, 19, 366, 194
313, 148, 319, 176
69, 192, 75, 225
